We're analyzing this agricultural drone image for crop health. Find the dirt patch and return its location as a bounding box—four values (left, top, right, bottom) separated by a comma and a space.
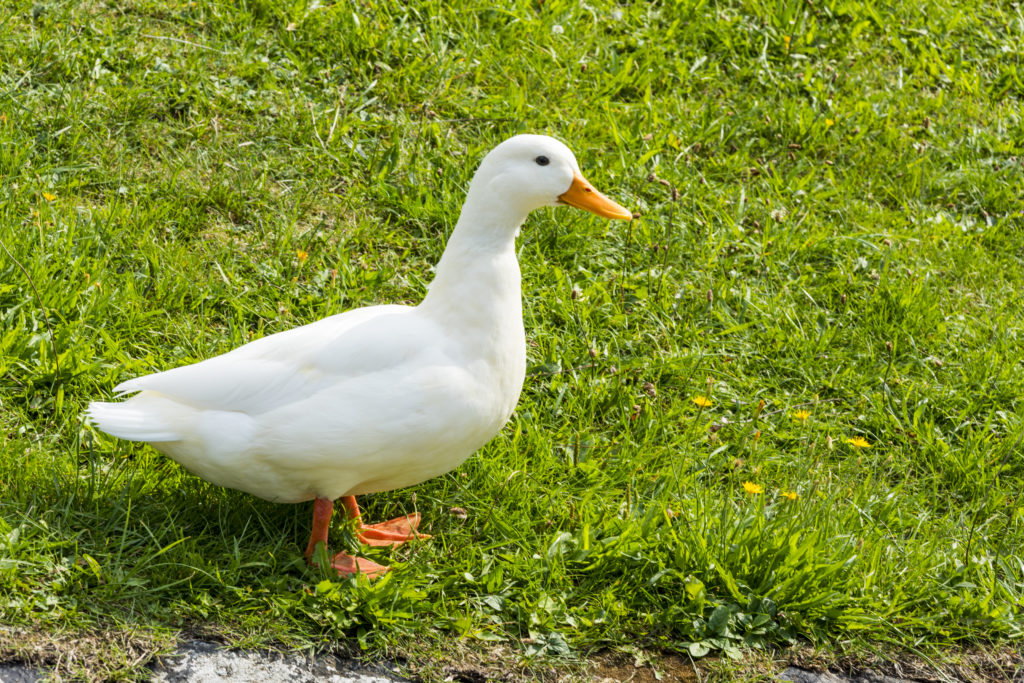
405, 642, 557, 682
405, 646, 704, 682
587, 651, 702, 682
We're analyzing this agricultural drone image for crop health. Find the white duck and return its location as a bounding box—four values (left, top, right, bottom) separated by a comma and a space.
88, 134, 631, 577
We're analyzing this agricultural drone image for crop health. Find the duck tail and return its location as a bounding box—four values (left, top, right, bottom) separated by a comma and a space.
87, 399, 181, 442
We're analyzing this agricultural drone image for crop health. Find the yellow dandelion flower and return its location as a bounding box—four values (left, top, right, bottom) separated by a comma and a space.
781, 491, 798, 500
825, 118, 835, 128
845, 436, 870, 448
792, 409, 811, 421
296, 249, 308, 262
783, 35, 791, 51
692, 395, 712, 409
42, 192, 56, 202
742, 481, 763, 494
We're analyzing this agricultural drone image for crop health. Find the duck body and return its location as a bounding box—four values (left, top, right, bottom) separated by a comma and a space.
90, 224, 526, 504
88, 134, 631, 576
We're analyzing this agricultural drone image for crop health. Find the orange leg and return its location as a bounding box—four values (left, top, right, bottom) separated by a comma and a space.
303, 497, 388, 578
341, 495, 431, 547
304, 497, 430, 578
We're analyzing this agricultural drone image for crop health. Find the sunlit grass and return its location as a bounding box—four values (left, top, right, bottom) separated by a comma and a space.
1, 0, 1022, 679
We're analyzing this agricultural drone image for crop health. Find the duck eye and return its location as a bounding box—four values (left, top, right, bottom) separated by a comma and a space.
534, 155, 550, 166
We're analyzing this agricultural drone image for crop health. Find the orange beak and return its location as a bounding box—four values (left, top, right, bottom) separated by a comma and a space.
557, 170, 633, 220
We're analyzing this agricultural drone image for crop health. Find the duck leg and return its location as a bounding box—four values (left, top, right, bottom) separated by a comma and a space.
341, 495, 431, 547
304, 497, 389, 578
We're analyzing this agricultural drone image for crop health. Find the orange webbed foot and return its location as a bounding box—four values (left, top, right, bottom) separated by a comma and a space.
329, 552, 390, 578
356, 512, 432, 547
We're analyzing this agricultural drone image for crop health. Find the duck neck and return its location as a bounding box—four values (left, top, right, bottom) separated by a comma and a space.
419, 190, 527, 336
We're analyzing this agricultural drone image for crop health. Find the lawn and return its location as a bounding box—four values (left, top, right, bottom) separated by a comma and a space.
1, 0, 1023, 680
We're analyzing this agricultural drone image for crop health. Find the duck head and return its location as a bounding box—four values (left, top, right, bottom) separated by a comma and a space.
467, 134, 632, 222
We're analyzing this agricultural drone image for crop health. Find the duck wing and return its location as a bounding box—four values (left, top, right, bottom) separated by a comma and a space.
107, 304, 434, 416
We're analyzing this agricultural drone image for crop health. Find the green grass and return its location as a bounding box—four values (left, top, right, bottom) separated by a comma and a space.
2, 0, 1023, 679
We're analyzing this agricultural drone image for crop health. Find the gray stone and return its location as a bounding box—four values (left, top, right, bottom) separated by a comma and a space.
0, 663, 41, 683
779, 667, 916, 683
149, 641, 410, 683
